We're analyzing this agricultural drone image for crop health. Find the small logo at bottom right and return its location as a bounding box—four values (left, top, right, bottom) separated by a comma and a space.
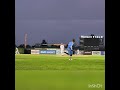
88, 84, 103, 88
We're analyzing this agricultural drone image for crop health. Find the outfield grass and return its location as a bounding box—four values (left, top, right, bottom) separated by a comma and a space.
15, 54, 105, 90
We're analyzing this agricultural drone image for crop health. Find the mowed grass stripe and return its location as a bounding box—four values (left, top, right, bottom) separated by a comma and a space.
15, 54, 105, 70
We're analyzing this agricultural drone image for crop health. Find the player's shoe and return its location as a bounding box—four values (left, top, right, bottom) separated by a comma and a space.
69, 59, 72, 60
64, 52, 69, 55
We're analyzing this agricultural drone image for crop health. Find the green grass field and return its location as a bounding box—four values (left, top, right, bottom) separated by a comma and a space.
15, 54, 105, 90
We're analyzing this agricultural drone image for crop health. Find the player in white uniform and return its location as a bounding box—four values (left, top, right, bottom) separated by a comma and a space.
60, 43, 64, 56
16, 47, 20, 54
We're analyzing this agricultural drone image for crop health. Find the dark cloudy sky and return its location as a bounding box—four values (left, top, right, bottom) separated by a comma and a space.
15, 0, 105, 45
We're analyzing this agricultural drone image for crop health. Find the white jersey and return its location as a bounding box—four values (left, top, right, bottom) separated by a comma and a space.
16, 47, 20, 54
60, 44, 64, 55
60, 45, 64, 50
16, 48, 18, 51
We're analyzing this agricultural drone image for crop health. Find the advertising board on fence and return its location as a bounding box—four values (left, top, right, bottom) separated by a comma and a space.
40, 50, 56, 54
47, 48, 61, 54
31, 50, 39, 54
83, 51, 92, 55
92, 51, 101, 55
101, 51, 105, 55
56, 49, 61, 54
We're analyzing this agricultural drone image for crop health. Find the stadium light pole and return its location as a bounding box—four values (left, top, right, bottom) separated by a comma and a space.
24, 33, 27, 48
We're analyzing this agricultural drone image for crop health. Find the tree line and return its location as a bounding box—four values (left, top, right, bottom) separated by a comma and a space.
15, 39, 60, 48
